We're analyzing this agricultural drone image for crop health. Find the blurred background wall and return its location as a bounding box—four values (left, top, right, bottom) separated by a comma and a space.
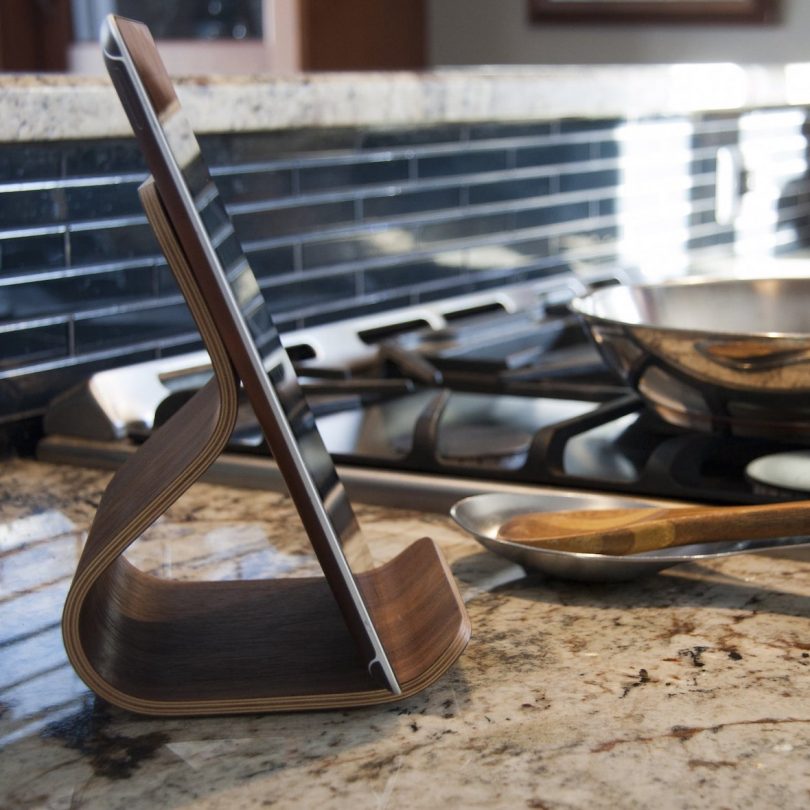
429, 0, 810, 65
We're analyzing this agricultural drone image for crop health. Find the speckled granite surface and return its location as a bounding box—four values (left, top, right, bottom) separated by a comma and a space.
4, 64, 810, 142
1, 457, 809, 809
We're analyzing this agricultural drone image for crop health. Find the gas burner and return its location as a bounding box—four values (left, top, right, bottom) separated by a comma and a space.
746, 451, 810, 497
437, 424, 533, 464
388, 422, 531, 466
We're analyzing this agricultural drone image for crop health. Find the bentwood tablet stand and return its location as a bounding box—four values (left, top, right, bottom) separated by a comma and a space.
61, 177, 470, 716
61, 14, 469, 715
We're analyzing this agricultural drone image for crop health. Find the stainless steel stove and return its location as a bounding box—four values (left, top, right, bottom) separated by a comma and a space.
37, 273, 803, 511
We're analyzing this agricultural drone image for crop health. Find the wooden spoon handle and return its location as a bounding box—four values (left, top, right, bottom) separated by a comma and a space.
665, 501, 810, 547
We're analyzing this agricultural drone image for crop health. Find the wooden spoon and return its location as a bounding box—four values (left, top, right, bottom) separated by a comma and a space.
496, 502, 810, 556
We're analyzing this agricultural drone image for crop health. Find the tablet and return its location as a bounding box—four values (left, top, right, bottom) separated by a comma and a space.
101, 14, 400, 694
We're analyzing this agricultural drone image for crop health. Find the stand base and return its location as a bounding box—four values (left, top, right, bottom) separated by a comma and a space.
65, 534, 469, 716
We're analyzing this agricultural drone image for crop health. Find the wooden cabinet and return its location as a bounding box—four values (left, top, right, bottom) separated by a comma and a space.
300, 0, 425, 71
0, 0, 72, 71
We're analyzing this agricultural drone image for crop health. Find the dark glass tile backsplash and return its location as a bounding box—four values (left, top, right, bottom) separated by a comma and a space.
2, 109, 810, 423
0, 232, 66, 274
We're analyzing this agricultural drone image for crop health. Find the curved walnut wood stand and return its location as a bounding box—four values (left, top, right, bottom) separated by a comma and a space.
61, 180, 470, 715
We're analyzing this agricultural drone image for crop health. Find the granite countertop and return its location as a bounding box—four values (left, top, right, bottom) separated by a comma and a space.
1, 457, 809, 808
4, 63, 810, 142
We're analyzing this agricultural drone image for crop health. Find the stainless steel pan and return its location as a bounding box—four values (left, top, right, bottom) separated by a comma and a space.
570, 276, 810, 439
